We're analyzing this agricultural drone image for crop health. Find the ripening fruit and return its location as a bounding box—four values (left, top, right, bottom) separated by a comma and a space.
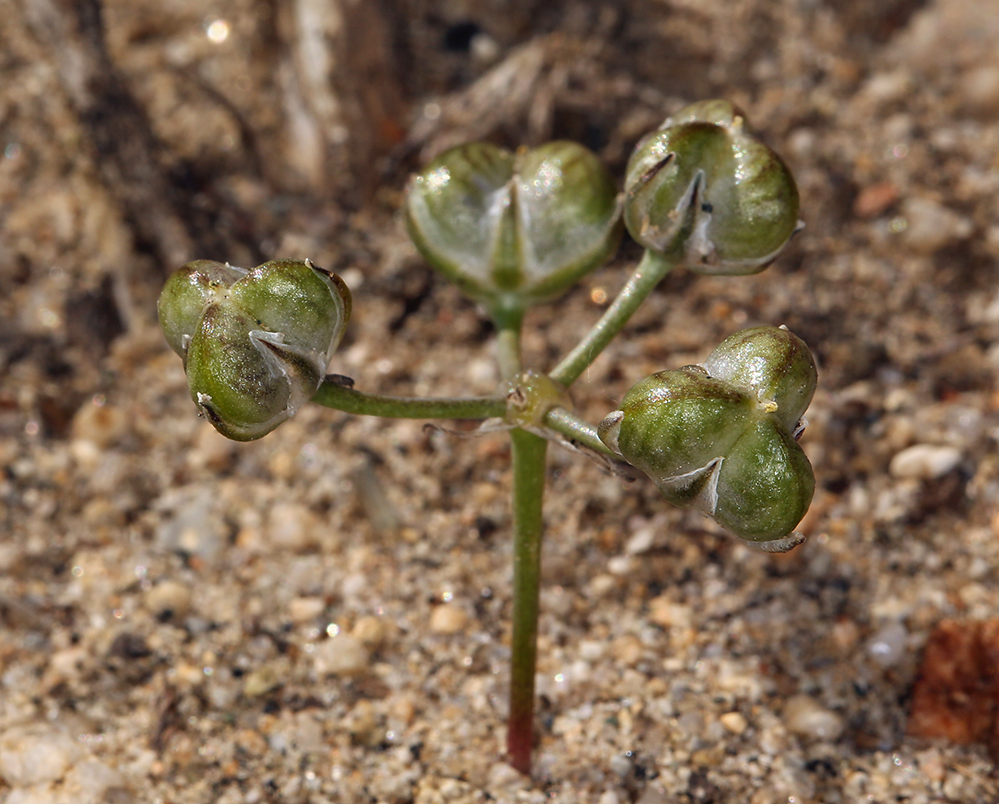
405, 140, 622, 325
701, 325, 816, 435
599, 326, 816, 551
624, 100, 801, 274
158, 259, 351, 441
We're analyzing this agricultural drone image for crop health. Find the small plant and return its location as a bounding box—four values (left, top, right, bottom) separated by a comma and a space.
158, 100, 814, 776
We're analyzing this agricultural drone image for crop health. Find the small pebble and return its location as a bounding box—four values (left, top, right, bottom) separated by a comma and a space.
0, 724, 82, 786
589, 574, 618, 598
68, 436, 102, 471
853, 181, 898, 218
866, 621, 909, 668
715, 663, 765, 699
783, 695, 844, 741
71, 399, 128, 448
860, 69, 912, 105
486, 761, 530, 790
607, 555, 634, 576
676, 711, 705, 738
352, 614, 389, 647
291, 712, 324, 753
942, 771, 967, 800
470, 31, 501, 66
647, 597, 692, 629
830, 617, 861, 653
61, 758, 127, 802
429, 603, 468, 635
609, 634, 643, 666
206, 668, 238, 711
960, 65, 999, 115
388, 694, 416, 726
348, 699, 383, 748
235, 729, 269, 756
635, 784, 670, 804
720, 711, 749, 735
155, 488, 223, 560
0, 542, 20, 574
609, 752, 633, 779
916, 747, 945, 783
145, 579, 192, 620
44, 646, 88, 685
287, 596, 325, 624
266, 502, 320, 553
313, 634, 369, 677
9, 787, 60, 804
186, 422, 237, 471
624, 526, 655, 555
889, 444, 961, 479
168, 661, 203, 690
243, 663, 286, 697
900, 197, 972, 254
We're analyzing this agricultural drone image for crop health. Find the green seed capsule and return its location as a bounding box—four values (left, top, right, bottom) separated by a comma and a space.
158, 259, 351, 441
702, 325, 817, 434
404, 140, 622, 324
599, 326, 816, 551
712, 419, 814, 550
598, 367, 756, 507
624, 99, 801, 274
158, 260, 247, 359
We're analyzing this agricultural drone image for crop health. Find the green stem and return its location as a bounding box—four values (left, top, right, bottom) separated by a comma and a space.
542, 406, 618, 459
496, 312, 525, 381
549, 249, 676, 388
496, 310, 547, 775
311, 381, 505, 419
506, 426, 547, 776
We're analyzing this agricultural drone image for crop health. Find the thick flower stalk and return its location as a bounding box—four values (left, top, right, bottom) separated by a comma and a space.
158, 258, 351, 441
599, 326, 816, 551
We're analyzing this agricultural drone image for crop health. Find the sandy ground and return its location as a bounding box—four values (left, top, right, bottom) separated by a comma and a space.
3, 0, 999, 801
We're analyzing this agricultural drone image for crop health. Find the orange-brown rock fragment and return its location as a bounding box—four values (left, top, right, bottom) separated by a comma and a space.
907, 619, 999, 762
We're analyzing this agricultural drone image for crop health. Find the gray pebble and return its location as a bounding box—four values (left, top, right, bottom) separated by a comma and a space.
783, 695, 844, 741
889, 444, 962, 479
867, 621, 909, 669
